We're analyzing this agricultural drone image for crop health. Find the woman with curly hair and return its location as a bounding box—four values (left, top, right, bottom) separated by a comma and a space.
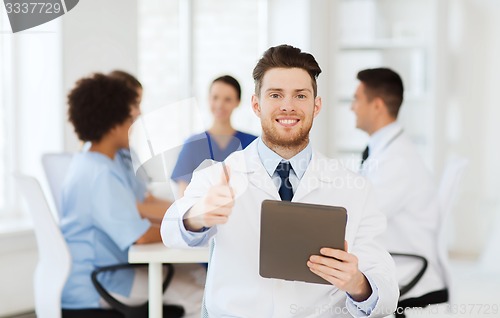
61, 73, 204, 316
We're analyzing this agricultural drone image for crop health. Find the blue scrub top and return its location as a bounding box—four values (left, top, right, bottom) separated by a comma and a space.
83, 143, 148, 202
60, 151, 151, 309
171, 130, 257, 183
115, 148, 148, 202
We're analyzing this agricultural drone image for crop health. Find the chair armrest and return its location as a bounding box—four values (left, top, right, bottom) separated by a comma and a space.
390, 252, 428, 297
91, 263, 175, 315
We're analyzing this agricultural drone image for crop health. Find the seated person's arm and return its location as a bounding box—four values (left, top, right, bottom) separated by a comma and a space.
136, 193, 172, 225
135, 226, 162, 244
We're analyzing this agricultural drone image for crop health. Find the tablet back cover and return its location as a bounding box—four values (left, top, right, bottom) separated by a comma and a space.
259, 200, 347, 285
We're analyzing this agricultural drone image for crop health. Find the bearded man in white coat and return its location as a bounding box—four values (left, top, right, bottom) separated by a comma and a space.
161, 45, 399, 317
352, 68, 448, 313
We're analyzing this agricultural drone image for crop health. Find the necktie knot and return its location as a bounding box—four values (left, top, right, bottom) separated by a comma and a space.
276, 161, 291, 179
276, 161, 293, 201
361, 146, 370, 166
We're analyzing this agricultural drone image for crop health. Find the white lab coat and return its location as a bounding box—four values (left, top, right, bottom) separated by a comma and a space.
359, 123, 446, 300
162, 141, 398, 317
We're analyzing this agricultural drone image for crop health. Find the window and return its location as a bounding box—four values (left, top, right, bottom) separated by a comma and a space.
0, 11, 63, 219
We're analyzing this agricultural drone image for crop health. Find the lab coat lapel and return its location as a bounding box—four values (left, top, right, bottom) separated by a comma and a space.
293, 151, 332, 202
233, 141, 281, 200
248, 167, 281, 200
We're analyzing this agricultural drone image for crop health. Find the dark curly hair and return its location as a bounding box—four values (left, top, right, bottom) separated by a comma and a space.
68, 73, 138, 142
109, 70, 142, 91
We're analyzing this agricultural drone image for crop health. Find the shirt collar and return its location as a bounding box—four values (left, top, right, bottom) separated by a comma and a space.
368, 121, 403, 155
257, 137, 312, 180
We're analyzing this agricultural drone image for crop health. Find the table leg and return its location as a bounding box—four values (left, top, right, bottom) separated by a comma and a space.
149, 262, 163, 318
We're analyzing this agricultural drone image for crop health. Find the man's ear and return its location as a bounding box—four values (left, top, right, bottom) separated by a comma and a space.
251, 95, 261, 118
373, 97, 386, 113
313, 96, 322, 118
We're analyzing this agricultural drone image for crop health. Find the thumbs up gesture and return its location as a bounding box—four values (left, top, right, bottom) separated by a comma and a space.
183, 164, 235, 232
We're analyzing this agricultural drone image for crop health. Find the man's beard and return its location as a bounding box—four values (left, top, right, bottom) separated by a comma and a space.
261, 118, 312, 150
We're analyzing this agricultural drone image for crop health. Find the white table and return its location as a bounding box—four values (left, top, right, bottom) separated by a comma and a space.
128, 243, 209, 318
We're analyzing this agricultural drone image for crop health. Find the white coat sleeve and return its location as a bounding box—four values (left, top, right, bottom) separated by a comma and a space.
161, 161, 220, 248
347, 183, 400, 318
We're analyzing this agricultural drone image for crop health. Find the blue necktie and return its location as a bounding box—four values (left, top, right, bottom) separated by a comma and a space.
361, 145, 370, 167
276, 161, 293, 201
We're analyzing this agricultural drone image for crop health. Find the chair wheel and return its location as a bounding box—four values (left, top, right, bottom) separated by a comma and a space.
163, 304, 185, 318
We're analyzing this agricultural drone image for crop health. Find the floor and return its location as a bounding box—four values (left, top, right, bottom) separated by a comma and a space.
5, 260, 500, 318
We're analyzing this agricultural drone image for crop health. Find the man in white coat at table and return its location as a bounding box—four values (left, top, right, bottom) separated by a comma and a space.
161, 45, 398, 317
351, 68, 447, 308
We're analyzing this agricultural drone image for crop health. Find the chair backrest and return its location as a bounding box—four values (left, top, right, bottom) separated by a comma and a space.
15, 174, 71, 318
41, 153, 74, 216
436, 157, 468, 300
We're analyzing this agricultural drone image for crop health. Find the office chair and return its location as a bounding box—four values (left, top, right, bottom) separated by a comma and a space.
41, 153, 74, 216
390, 253, 428, 297
15, 174, 73, 318
15, 174, 184, 318
393, 157, 468, 318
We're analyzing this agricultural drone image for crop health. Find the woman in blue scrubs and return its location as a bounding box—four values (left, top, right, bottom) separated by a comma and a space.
108, 70, 172, 224
171, 75, 257, 197
61, 73, 204, 315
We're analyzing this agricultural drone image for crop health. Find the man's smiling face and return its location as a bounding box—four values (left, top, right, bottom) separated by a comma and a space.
252, 67, 322, 150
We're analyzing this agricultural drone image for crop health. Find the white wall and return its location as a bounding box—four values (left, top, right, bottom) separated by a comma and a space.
478, 0, 500, 271
442, 0, 500, 257
62, 0, 139, 152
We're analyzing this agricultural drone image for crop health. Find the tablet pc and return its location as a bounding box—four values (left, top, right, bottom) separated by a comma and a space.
259, 200, 347, 285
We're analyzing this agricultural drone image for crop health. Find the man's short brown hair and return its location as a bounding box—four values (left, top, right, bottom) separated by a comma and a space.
252, 44, 322, 97
357, 68, 404, 118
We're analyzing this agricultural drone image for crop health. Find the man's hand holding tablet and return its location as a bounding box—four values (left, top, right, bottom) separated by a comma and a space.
259, 200, 373, 302
307, 241, 373, 302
